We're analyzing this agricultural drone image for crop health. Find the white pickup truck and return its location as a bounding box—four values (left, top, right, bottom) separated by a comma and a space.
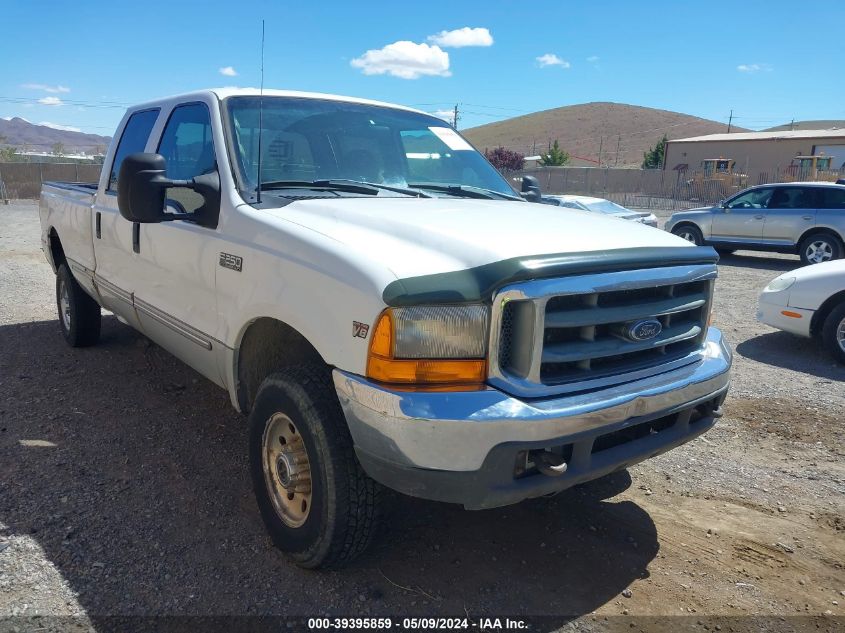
39, 88, 732, 568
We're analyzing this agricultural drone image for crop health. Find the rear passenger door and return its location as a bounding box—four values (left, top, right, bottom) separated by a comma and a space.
93, 108, 160, 327
762, 186, 818, 246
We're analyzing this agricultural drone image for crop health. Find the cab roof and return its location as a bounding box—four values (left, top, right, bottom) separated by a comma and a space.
128, 88, 430, 117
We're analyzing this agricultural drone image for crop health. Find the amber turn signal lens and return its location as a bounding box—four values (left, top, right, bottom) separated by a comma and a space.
366, 309, 487, 387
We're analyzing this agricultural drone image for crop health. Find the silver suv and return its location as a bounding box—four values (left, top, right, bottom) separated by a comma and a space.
666, 182, 845, 264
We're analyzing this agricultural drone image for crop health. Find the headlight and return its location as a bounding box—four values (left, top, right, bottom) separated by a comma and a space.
367, 305, 489, 387
764, 276, 796, 293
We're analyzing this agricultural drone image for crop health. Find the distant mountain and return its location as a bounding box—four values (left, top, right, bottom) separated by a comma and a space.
462, 102, 749, 167
0, 117, 111, 154
763, 120, 845, 132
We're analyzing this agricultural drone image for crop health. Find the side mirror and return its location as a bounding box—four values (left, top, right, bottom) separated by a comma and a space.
520, 175, 542, 203
117, 153, 219, 225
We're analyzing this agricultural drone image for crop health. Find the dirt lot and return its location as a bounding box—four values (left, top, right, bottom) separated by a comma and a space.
1, 201, 843, 632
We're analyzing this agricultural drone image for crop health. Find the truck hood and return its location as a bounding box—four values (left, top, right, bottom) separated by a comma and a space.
263, 197, 695, 281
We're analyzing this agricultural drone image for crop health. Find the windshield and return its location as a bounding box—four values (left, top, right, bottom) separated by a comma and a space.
582, 199, 631, 215
224, 96, 517, 202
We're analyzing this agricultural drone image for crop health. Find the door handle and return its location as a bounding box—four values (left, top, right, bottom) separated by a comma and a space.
802, 215, 813, 220
132, 223, 140, 254
95, 212, 101, 239
754, 214, 764, 219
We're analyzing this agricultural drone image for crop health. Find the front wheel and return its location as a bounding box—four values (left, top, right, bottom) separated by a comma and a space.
249, 365, 383, 569
672, 224, 703, 246
821, 302, 845, 364
56, 264, 101, 347
800, 232, 843, 265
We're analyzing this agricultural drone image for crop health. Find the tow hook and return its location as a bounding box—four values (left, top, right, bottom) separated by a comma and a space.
532, 450, 568, 477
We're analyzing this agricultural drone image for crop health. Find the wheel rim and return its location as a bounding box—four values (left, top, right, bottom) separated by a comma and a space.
59, 279, 71, 330
837, 317, 845, 353
262, 413, 312, 528
677, 230, 697, 244
806, 240, 833, 263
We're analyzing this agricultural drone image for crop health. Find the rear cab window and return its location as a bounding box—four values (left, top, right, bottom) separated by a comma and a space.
106, 109, 160, 193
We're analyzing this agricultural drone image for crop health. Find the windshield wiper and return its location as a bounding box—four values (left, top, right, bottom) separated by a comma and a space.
407, 183, 522, 201
259, 179, 430, 197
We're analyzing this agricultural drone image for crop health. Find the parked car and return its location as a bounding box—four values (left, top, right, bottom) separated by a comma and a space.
757, 260, 845, 363
665, 182, 845, 264
541, 195, 658, 227
39, 88, 732, 568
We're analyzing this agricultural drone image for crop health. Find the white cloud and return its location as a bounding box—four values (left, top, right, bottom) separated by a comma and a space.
351, 41, 451, 79
431, 109, 454, 122
737, 63, 772, 73
21, 83, 70, 93
586, 55, 600, 63
536, 53, 570, 68
38, 121, 81, 133
427, 27, 493, 48
38, 96, 64, 106
219, 66, 238, 77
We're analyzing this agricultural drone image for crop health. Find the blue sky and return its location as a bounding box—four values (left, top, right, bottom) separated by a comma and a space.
2, 0, 843, 137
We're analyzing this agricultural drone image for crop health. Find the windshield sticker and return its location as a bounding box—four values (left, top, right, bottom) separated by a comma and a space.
429, 127, 474, 151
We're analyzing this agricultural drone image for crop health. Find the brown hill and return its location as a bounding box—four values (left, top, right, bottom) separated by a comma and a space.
0, 117, 111, 154
462, 102, 749, 167
763, 120, 845, 132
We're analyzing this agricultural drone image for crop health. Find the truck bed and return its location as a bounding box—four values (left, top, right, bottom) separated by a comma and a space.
40, 181, 98, 280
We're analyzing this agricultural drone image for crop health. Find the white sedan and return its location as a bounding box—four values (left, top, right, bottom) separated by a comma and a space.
757, 260, 845, 363
541, 195, 659, 227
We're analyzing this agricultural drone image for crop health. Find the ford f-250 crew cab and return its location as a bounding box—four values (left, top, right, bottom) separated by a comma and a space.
40, 88, 732, 568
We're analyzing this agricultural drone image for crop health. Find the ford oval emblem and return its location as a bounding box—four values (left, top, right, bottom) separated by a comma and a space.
627, 318, 663, 342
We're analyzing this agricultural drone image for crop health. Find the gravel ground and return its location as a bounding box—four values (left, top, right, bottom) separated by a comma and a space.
1, 200, 843, 632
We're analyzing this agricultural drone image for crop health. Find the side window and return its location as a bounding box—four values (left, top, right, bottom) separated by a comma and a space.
820, 188, 845, 209
767, 187, 816, 210
107, 109, 159, 193
157, 103, 216, 213
726, 188, 772, 209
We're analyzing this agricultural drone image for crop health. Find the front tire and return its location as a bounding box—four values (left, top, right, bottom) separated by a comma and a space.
821, 302, 845, 364
56, 264, 101, 347
800, 232, 843, 265
249, 365, 383, 569
672, 224, 703, 246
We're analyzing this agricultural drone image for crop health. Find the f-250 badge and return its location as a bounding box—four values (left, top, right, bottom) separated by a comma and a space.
353, 321, 370, 338
219, 252, 243, 272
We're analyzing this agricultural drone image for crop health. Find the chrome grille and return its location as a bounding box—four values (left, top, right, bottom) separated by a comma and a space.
489, 264, 716, 398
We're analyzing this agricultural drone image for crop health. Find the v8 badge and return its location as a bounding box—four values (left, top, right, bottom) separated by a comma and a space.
353, 321, 370, 339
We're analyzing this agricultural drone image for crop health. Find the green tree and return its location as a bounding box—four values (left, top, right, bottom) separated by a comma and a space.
539, 140, 570, 166
51, 142, 66, 156
642, 134, 668, 169
0, 146, 18, 162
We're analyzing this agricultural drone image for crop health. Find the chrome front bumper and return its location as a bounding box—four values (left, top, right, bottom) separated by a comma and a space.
334, 327, 731, 476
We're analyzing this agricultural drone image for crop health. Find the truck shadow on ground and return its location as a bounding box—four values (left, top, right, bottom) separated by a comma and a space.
735, 331, 844, 379
0, 317, 659, 625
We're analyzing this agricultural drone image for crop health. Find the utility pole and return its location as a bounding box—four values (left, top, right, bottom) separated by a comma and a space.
597, 136, 604, 167
452, 103, 460, 129
789, 118, 795, 131
615, 134, 621, 167
727, 110, 733, 134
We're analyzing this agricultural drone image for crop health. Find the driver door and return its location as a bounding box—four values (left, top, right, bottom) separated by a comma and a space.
130, 102, 225, 385
711, 187, 772, 242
